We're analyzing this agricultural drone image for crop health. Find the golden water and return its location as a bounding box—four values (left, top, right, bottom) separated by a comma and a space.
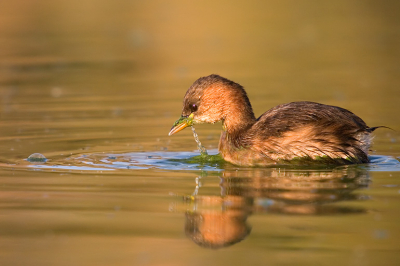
1, 1, 400, 265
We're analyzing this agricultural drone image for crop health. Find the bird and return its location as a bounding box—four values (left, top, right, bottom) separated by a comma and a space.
168, 74, 379, 166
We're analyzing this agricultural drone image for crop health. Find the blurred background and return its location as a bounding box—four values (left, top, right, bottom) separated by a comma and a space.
1, 0, 399, 159
0, 1, 400, 265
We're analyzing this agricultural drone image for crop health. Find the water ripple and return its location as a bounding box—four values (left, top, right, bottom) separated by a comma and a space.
0, 151, 399, 173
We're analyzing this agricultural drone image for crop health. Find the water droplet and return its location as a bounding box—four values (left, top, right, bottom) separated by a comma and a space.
27, 153, 47, 163
191, 126, 208, 156
373, 229, 389, 239
50, 87, 63, 98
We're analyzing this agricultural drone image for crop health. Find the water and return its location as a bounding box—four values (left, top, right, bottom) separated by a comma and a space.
1, 1, 400, 265
191, 126, 208, 156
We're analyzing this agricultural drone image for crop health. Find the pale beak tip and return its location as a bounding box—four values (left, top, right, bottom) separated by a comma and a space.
168, 127, 177, 136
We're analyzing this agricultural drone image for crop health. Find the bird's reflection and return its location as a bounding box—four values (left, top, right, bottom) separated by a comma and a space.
182, 165, 370, 249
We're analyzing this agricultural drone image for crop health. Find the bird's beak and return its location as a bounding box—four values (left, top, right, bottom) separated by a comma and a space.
168, 113, 194, 136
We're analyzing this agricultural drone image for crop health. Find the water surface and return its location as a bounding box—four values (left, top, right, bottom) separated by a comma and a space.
1, 1, 400, 265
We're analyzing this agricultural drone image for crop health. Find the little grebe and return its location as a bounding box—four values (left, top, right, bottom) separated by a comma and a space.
169, 74, 378, 166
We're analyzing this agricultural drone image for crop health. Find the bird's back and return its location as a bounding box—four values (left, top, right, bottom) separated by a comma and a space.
246, 101, 372, 164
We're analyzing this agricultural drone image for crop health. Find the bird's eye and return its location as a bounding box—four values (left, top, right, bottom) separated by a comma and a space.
190, 104, 198, 112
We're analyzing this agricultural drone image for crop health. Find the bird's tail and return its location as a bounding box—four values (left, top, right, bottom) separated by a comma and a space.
367, 126, 393, 132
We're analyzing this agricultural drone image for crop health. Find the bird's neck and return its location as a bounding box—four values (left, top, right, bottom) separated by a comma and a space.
222, 98, 256, 137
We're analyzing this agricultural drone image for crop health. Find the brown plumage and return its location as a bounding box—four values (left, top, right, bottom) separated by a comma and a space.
169, 74, 377, 166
